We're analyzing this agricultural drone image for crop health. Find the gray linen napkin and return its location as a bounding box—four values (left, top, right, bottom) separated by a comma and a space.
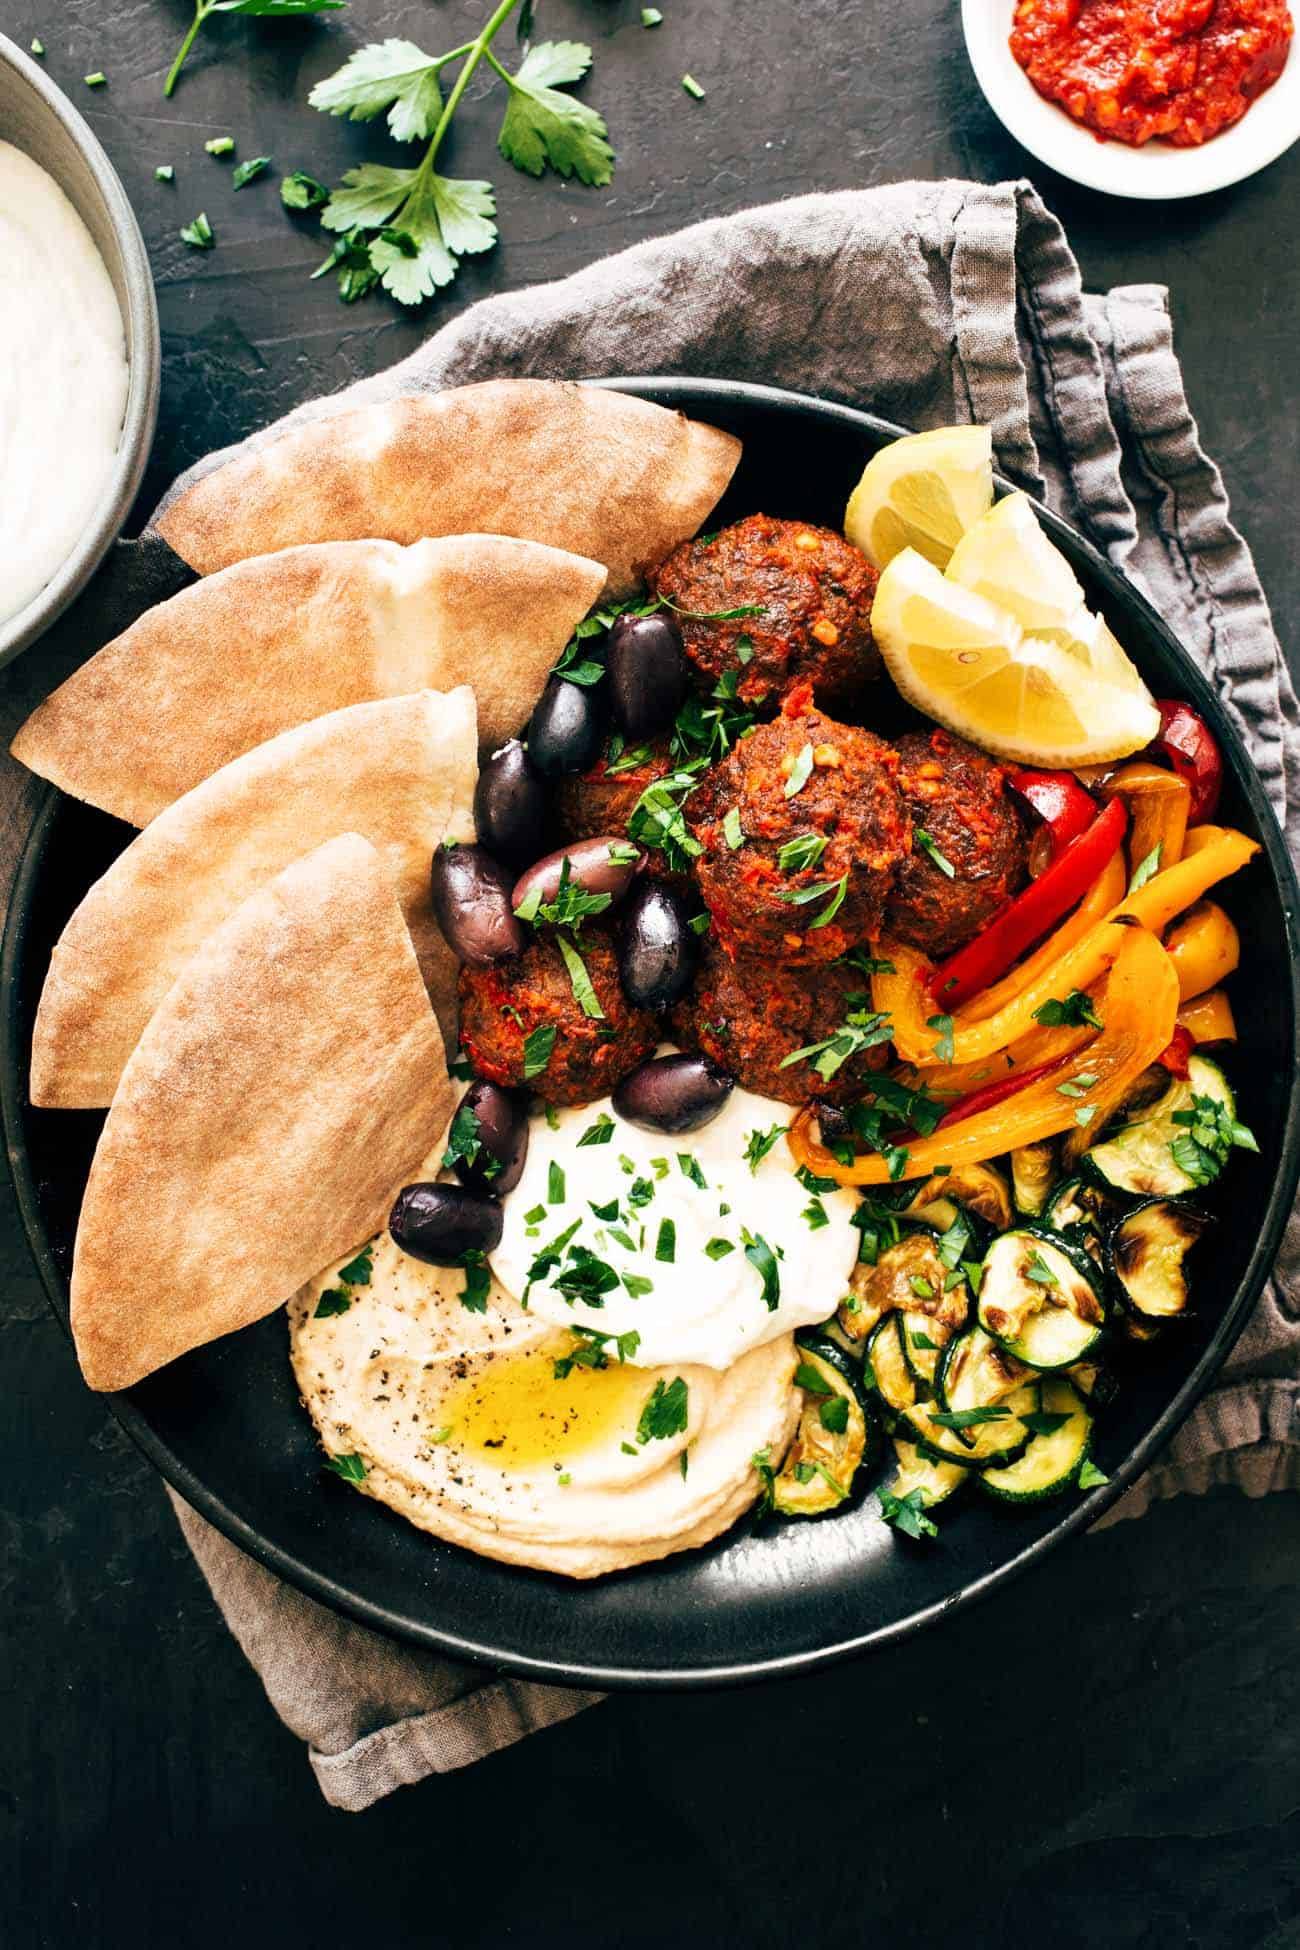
10, 178, 1300, 1812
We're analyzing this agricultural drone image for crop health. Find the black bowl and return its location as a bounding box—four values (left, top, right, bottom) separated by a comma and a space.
5, 378, 1298, 1688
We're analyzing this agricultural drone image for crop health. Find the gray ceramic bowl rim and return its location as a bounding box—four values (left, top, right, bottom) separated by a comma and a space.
0, 33, 160, 668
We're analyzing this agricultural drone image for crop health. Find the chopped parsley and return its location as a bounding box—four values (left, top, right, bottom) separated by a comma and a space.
155, 164, 175, 183
627, 1176, 655, 1208
627, 770, 704, 874
677, 1153, 707, 1189
779, 1002, 893, 1080
313, 1287, 352, 1318
516, 855, 613, 932
524, 1204, 546, 1226
1078, 1459, 1109, 1490
819, 1395, 850, 1434
878, 1486, 938, 1539
522, 1023, 556, 1080
743, 1123, 785, 1172
1128, 843, 1163, 892
637, 1375, 689, 1442
670, 669, 757, 767
927, 1013, 955, 1064
459, 1250, 491, 1312
1021, 1409, 1072, 1438
681, 72, 706, 98
705, 1237, 735, 1260
622, 1271, 654, 1298
802, 1197, 830, 1231
553, 1324, 640, 1379
929, 1405, 1010, 1430
1075, 1105, 1098, 1128
742, 1229, 780, 1310
1055, 1072, 1098, 1099
552, 1244, 620, 1307
837, 947, 896, 978
556, 934, 604, 1018
180, 211, 215, 249
914, 828, 956, 878
793, 1361, 833, 1395
777, 873, 848, 929
783, 742, 815, 798
232, 155, 271, 189
777, 832, 829, 874
547, 1161, 566, 1204
795, 1164, 839, 1194
723, 806, 744, 850
654, 1218, 677, 1263
909, 1274, 935, 1300
1033, 989, 1103, 1029
1169, 1092, 1258, 1185
324, 1452, 368, 1483
1025, 1250, 1059, 1287
204, 135, 235, 156
752, 1447, 777, 1513
337, 1245, 374, 1286
588, 1197, 621, 1222
280, 170, 329, 210
578, 1113, 615, 1147
442, 1101, 498, 1179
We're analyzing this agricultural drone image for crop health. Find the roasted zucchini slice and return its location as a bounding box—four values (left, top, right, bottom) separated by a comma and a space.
863, 1313, 918, 1417
1043, 1176, 1118, 1262
900, 1301, 968, 1387
977, 1225, 1106, 1369
1081, 1055, 1237, 1198
978, 1378, 1093, 1504
1067, 1358, 1117, 1406
839, 1225, 969, 1346
1011, 1139, 1057, 1217
773, 1334, 879, 1517
889, 1436, 966, 1510
1107, 1198, 1209, 1319
905, 1161, 1012, 1233
906, 1324, 1036, 1467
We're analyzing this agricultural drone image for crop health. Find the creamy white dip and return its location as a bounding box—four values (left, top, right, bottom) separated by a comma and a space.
492, 1084, 861, 1370
0, 141, 129, 627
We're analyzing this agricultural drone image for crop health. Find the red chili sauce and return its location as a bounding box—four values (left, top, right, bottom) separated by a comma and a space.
1009, 0, 1293, 147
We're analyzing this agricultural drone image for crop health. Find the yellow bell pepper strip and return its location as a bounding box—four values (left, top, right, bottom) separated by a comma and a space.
1165, 899, 1240, 1000
1177, 985, 1237, 1047
789, 928, 1178, 1186
1103, 760, 1191, 877
958, 849, 1127, 1023
893, 1020, 1095, 1102
876, 825, 1258, 1069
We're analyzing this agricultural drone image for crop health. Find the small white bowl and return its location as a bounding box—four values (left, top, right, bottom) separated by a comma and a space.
962, 0, 1300, 200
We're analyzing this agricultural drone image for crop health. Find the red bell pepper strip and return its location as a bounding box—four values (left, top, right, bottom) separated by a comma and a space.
1007, 768, 1097, 874
929, 796, 1129, 1012
933, 1060, 1064, 1130
1156, 1023, 1194, 1079
1147, 700, 1222, 823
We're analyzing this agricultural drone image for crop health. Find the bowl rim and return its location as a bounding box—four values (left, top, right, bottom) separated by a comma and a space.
4, 375, 1299, 1689
961, 0, 1300, 202
0, 32, 160, 668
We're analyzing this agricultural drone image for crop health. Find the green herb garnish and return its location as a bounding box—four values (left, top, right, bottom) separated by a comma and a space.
783, 742, 814, 798
878, 1486, 938, 1539
232, 155, 272, 188
914, 828, 956, 877
578, 1113, 615, 1148
1033, 989, 1102, 1029
637, 1375, 689, 1442
522, 1023, 556, 1080
180, 211, 215, 249
324, 1451, 368, 1482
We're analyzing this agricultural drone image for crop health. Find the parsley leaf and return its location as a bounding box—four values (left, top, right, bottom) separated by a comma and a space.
497, 41, 614, 185
927, 1013, 955, 1064
1033, 989, 1103, 1029
781, 1004, 893, 1082
637, 1376, 689, 1442
655, 1218, 677, 1263
442, 1101, 489, 1177
777, 873, 849, 929
914, 828, 956, 877
180, 212, 215, 250
677, 1153, 707, 1189
802, 1197, 830, 1231
556, 934, 605, 1019
777, 832, 829, 874
627, 769, 704, 874
743, 1124, 785, 1172
1129, 843, 1163, 892
232, 155, 271, 189
742, 1230, 780, 1310
752, 1446, 777, 1514
723, 806, 744, 850
522, 1023, 556, 1080
337, 1245, 374, 1286
551, 1244, 619, 1307
1169, 1092, 1258, 1185
324, 1451, 368, 1483
1025, 1250, 1059, 1286
783, 743, 815, 798
878, 1486, 938, 1540
165, 0, 343, 98
321, 164, 497, 305
705, 1237, 734, 1260
1078, 1459, 1109, 1490
820, 1395, 850, 1434
578, 1114, 615, 1148
309, 37, 444, 140
281, 170, 329, 209
314, 1287, 352, 1318
459, 1249, 491, 1313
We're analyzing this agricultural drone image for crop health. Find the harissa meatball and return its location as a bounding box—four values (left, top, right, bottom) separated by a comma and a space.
687, 682, 910, 965
649, 514, 881, 711
458, 930, 657, 1107
674, 938, 890, 1105
884, 728, 1027, 958
553, 739, 674, 847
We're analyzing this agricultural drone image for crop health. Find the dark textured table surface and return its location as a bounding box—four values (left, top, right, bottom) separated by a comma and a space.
4, 5, 1299, 1946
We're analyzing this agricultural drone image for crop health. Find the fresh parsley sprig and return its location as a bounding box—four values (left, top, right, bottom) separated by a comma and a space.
165, 0, 344, 100
304, 6, 614, 306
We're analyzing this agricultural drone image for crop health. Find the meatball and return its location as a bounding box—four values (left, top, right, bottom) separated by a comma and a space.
458, 931, 657, 1107
674, 940, 891, 1105
649, 514, 881, 711
884, 729, 1027, 959
553, 739, 674, 846
688, 683, 910, 965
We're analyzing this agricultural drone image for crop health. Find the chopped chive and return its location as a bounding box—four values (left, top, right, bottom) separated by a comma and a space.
179, 212, 214, 250
84, 71, 106, 87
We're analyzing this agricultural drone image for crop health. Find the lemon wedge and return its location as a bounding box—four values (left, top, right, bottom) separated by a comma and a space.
845, 425, 994, 572
871, 549, 1161, 766
946, 492, 1148, 696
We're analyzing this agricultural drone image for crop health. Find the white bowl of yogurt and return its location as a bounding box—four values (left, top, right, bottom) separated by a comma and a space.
0, 34, 159, 665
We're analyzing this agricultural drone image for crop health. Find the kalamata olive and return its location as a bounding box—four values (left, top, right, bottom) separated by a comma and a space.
608, 608, 689, 737
474, 740, 548, 868
389, 1182, 503, 1265
430, 843, 523, 966
618, 880, 696, 1009
451, 1080, 530, 1197
812, 1099, 856, 1149
513, 835, 643, 918
527, 675, 604, 776
607, 612, 689, 739
613, 1052, 734, 1133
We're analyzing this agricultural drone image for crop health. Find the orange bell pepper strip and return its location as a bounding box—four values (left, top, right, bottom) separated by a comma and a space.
874, 825, 1258, 1069
1164, 899, 1239, 1000
893, 1019, 1096, 1102
1177, 986, 1237, 1047
957, 849, 1127, 1023
789, 928, 1178, 1186
1104, 760, 1191, 877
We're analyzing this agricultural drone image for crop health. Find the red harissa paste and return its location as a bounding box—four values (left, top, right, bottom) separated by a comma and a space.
1009, 0, 1293, 146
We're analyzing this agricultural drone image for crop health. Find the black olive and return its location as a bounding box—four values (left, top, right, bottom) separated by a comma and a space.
607, 613, 689, 739
474, 740, 548, 868
389, 1182, 503, 1265
613, 1052, 733, 1133
430, 843, 523, 966
451, 1081, 530, 1197
618, 881, 696, 1009
513, 836, 643, 917
527, 675, 604, 776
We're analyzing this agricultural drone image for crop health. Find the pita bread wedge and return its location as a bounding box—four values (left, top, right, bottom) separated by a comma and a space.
70, 832, 452, 1393
31, 689, 476, 1110
12, 533, 602, 828
153, 380, 740, 595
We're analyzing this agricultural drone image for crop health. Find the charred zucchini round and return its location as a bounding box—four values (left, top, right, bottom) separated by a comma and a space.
908, 1324, 1037, 1468
978, 1378, 1093, 1505
772, 1334, 880, 1518
889, 1436, 967, 1510
1080, 1055, 1238, 1198
1107, 1198, 1210, 1320
863, 1313, 919, 1418
977, 1225, 1107, 1369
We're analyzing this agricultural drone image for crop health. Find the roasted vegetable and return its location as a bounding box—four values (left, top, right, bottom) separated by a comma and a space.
977, 1225, 1106, 1369
978, 1378, 1094, 1504
1108, 1198, 1209, 1319
773, 1335, 879, 1517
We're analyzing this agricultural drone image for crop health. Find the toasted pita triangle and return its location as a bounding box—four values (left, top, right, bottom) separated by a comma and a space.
153, 380, 740, 596
12, 533, 602, 828
31, 690, 476, 1110
70, 832, 452, 1392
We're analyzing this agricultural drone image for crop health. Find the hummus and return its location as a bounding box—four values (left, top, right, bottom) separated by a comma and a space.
290, 1217, 799, 1579
0, 142, 129, 628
